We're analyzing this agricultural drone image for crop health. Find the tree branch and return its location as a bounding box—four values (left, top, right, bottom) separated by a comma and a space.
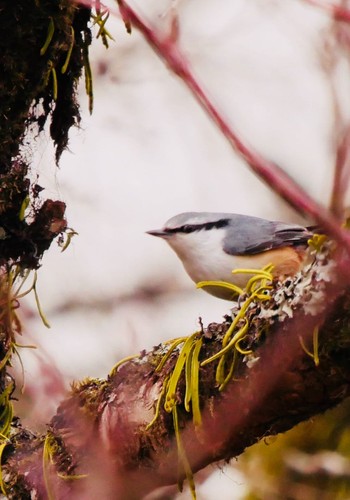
3, 248, 350, 498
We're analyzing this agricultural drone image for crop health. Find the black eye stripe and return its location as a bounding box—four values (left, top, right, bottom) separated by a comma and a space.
165, 219, 230, 234
205, 219, 230, 230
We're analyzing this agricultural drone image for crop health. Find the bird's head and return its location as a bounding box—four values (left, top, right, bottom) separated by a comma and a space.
147, 212, 231, 260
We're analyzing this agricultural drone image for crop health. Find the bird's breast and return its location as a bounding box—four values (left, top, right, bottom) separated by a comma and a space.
183, 246, 306, 289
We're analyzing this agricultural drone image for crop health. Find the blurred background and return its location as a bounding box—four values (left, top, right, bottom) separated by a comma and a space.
14, 0, 350, 498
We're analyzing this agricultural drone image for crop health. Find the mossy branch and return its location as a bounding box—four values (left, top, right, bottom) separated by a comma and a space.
1, 249, 350, 498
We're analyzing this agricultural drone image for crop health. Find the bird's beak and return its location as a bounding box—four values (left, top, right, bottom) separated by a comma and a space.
146, 229, 169, 238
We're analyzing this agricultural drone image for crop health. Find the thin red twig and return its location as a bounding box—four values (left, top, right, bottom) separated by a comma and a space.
304, 0, 350, 22
328, 2, 350, 217
331, 126, 350, 218
116, 0, 350, 256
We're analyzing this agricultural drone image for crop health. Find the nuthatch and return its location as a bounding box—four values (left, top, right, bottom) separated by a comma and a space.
147, 212, 314, 300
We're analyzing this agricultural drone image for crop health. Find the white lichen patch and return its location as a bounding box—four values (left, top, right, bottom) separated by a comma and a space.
244, 353, 260, 369
257, 244, 336, 322
143, 379, 164, 411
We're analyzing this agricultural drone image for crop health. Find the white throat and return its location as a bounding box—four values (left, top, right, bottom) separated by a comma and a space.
166, 228, 234, 283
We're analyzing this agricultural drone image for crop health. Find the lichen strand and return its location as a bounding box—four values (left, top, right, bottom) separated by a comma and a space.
0, 161, 67, 269
0, 0, 92, 169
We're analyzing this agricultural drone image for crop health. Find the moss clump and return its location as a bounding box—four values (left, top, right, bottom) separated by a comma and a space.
0, 0, 92, 169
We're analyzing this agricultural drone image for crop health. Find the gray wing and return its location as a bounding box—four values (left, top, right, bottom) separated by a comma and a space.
223, 215, 313, 256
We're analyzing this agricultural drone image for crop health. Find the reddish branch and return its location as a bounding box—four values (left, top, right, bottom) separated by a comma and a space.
331, 127, 350, 218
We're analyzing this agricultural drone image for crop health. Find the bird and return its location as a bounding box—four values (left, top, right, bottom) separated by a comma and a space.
147, 212, 315, 300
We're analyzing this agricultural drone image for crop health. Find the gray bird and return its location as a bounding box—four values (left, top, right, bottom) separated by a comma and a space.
147, 212, 314, 300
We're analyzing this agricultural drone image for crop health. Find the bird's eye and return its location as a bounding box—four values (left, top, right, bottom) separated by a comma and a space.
182, 225, 194, 233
